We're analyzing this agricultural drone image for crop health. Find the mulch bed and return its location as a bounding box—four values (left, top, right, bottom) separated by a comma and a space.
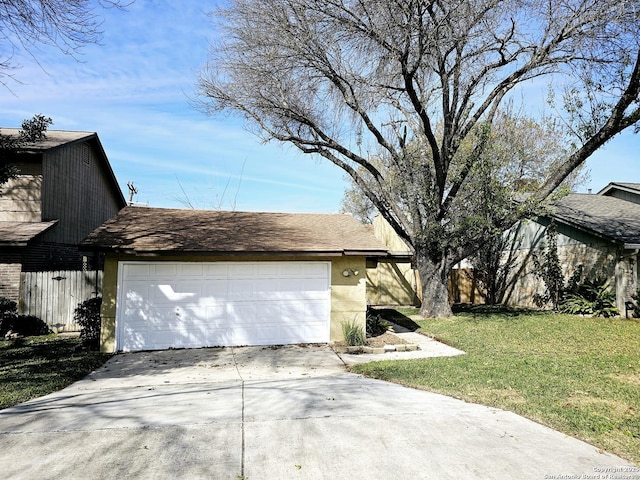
365, 331, 408, 348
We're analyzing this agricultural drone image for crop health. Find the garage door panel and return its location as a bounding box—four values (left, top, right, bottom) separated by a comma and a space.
117, 261, 330, 352
155, 283, 201, 302
227, 303, 257, 323
178, 263, 205, 276
122, 285, 149, 307
228, 279, 256, 299
152, 264, 178, 277
304, 300, 330, 317
124, 306, 178, 327
204, 264, 229, 277
228, 264, 255, 277
202, 280, 229, 297
123, 263, 151, 278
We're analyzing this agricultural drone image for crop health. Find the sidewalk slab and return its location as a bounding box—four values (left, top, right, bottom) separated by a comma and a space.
0, 345, 635, 480
337, 321, 465, 365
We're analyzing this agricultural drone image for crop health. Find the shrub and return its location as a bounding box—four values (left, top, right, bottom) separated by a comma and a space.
0, 297, 19, 337
630, 289, 640, 318
0, 296, 17, 320
342, 318, 366, 346
0, 297, 50, 337
9, 315, 51, 336
366, 310, 391, 336
74, 297, 102, 349
559, 277, 619, 318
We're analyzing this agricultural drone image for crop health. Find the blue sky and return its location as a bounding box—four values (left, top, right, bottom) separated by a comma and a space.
0, 0, 638, 212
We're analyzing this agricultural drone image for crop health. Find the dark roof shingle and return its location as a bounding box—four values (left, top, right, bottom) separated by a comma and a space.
0, 221, 58, 246
83, 207, 388, 256
552, 194, 640, 246
0, 128, 94, 150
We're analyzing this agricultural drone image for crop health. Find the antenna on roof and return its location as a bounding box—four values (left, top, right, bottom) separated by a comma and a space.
127, 181, 138, 205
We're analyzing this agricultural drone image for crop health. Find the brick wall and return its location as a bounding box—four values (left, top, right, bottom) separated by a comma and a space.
0, 263, 21, 301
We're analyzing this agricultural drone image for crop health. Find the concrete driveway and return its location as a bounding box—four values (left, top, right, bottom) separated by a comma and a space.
0, 345, 635, 480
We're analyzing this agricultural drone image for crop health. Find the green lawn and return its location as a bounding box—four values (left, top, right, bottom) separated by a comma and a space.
353, 308, 640, 465
0, 335, 112, 410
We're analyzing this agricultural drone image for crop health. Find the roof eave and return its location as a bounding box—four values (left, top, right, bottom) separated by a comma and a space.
81, 246, 389, 257
0, 220, 59, 246
597, 182, 640, 196
0, 241, 31, 247
549, 213, 626, 246
343, 249, 388, 257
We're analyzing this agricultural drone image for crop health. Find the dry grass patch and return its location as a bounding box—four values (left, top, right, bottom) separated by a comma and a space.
610, 373, 640, 387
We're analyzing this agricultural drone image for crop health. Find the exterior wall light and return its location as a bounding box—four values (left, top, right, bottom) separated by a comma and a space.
343, 269, 360, 277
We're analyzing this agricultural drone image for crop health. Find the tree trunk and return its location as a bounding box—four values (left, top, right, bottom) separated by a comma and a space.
415, 254, 454, 318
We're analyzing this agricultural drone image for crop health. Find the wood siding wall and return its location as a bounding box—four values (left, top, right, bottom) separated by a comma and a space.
604, 189, 640, 206
40, 141, 123, 245
0, 161, 43, 222
19, 270, 103, 331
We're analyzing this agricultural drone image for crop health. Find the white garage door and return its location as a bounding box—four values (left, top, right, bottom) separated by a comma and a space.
116, 261, 331, 352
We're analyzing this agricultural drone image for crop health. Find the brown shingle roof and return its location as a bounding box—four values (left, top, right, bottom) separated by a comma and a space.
552, 194, 640, 247
0, 221, 58, 246
83, 207, 389, 256
0, 128, 94, 150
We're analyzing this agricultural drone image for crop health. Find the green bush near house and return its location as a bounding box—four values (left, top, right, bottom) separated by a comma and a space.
74, 297, 102, 350
366, 309, 391, 336
0, 297, 50, 337
559, 276, 619, 317
342, 318, 366, 346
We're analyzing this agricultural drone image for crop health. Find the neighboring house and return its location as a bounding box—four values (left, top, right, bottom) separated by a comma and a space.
82, 207, 389, 353
366, 182, 640, 313
503, 185, 640, 313
0, 129, 126, 323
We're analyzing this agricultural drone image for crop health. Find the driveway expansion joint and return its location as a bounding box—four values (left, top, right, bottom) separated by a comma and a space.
231, 347, 246, 479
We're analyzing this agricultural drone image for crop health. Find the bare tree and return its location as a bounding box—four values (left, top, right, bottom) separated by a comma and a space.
0, 0, 127, 86
198, 0, 640, 317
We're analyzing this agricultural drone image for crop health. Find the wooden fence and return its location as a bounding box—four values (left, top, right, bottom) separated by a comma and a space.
19, 270, 103, 332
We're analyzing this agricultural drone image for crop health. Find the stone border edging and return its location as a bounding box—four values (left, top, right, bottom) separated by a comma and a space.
333, 344, 419, 355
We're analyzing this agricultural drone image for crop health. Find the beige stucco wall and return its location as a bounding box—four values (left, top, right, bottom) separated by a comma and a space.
372, 215, 412, 252
368, 216, 420, 306
366, 260, 418, 305
100, 254, 367, 353
329, 256, 367, 342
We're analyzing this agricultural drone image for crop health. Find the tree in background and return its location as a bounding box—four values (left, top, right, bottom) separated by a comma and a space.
339, 180, 376, 224
0, 115, 53, 193
198, 0, 640, 317
0, 0, 127, 86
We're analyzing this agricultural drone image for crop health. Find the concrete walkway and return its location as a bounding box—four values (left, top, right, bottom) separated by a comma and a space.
0, 344, 635, 479
337, 321, 465, 365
